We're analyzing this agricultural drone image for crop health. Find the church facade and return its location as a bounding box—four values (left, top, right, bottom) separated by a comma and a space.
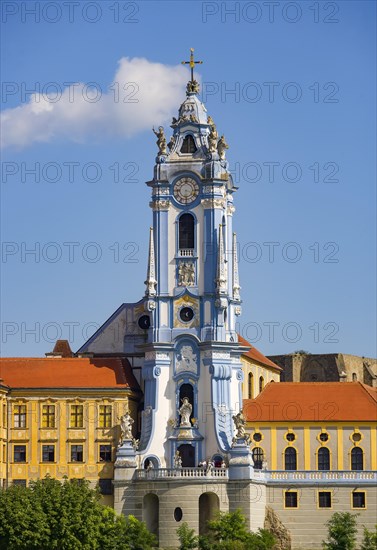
1, 53, 376, 549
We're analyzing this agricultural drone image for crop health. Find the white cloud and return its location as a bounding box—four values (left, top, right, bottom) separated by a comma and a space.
1, 57, 190, 149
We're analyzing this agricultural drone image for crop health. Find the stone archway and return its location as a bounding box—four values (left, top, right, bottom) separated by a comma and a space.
143, 493, 159, 540
199, 492, 220, 536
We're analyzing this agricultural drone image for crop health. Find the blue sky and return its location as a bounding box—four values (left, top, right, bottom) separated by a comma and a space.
1, 0, 376, 358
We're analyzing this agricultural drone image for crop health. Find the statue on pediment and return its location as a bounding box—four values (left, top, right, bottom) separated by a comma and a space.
153, 126, 167, 155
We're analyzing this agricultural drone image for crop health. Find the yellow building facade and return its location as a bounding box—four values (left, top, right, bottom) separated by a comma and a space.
0, 352, 141, 506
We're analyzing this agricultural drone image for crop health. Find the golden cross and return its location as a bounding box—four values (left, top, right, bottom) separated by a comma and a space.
181, 48, 203, 82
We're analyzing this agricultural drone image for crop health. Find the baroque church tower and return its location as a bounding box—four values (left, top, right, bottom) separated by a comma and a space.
79, 51, 259, 545
138, 50, 245, 468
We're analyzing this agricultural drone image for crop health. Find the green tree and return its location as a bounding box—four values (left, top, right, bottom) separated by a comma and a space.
361, 525, 377, 550
177, 522, 199, 550
0, 477, 156, 550
122, 515, 157, 550
0, 483, 50, 549
323, 512, 359, 550
198, 509, 275, 550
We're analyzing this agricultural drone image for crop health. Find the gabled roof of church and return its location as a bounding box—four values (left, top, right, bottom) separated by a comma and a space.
243, 381, 377, 422
0, 357, 140, 390
238, 335, 282, 371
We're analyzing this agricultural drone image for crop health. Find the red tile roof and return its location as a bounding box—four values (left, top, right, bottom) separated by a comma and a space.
238, 335, 282, 371
0, 357, 140, 390
243, 382, 377, 422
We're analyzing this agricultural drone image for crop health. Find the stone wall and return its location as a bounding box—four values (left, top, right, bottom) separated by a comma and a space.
269, 353, 377, 386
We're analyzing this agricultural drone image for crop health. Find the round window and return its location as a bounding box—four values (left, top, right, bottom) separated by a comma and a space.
319, 433, 329, 442
174, 507, 183, 522
180, 307, 194, 323
286, 433, 296, 442
138, 315, 150, 330
253, 433, 262, 442
352, 433, 361, 442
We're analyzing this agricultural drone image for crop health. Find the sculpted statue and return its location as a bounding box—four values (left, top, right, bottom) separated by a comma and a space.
179, 397, 192, 427
174, 450, 182, 468
178, 263, 185, 286
186, 80, 200, 94
119, 411, 134, 444
176, 345, 197, 374
178, 262, 195, 286
167, 135, 176, 151
217, 135, 229, 160
152, 126, 167, 155
186, 263, 195, 285
208, 123, 218, 153
232, 409, 247, 440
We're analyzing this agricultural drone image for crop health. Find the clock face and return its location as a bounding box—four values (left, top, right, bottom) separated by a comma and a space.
173, 177, 199, 205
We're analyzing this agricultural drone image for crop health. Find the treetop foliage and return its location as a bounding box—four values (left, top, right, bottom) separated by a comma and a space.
0, 476, 157, 550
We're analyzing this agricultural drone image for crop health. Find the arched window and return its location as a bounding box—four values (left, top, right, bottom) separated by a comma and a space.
352, 373, 357, 381
252, 447, 264, 469
179, 214, 195, 251
212, 454, 223, 468
248, 373, 253, 399
351, 447, 364, 471
177, 444, 195, 467
180, 135, 197, 154
259, 376, 264, 393
284, 447, 297, 470
317, 447, 330, 470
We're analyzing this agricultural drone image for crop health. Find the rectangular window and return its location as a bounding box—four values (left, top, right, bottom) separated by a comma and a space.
13, 405, 27, 428
99, 405, 112, 428
285, 491, 298, 508
2, 403, 6, 427
352, 492, 366, 509
70, 405, 83, 428
99, 479, 113, 495
42, 405, 55, 428
71, 445, 83, 462
319, 491, 332, 508
14, 445, 26, 462
42, 445, 55, 462
13, 479, 27, 487
99, 444, 112, 462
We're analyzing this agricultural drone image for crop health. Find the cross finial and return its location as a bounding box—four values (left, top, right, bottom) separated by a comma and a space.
181, 48, 203, 83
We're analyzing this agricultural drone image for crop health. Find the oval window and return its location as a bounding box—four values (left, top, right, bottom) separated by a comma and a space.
174, 507, 183, 522
180, 307, 194, 323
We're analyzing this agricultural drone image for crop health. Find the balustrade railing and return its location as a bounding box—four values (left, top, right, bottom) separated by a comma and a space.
179, 249, 194, 257
266, 470, 377, 482
135, 468, 377, 483
135, 467, 228, 480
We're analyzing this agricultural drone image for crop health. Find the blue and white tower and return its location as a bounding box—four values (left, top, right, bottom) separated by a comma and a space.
136, 51, 247, 470
78, 52, 261, 544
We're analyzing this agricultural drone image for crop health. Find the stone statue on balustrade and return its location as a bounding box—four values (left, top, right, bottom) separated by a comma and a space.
119, 411, 134, 446
232, 409, 250, 444
174, 450, 182, 468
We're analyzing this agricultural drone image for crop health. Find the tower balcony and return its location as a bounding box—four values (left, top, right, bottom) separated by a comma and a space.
179, 249, 194, 257
135, 467, 228, 481
133, 468, 377, 485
